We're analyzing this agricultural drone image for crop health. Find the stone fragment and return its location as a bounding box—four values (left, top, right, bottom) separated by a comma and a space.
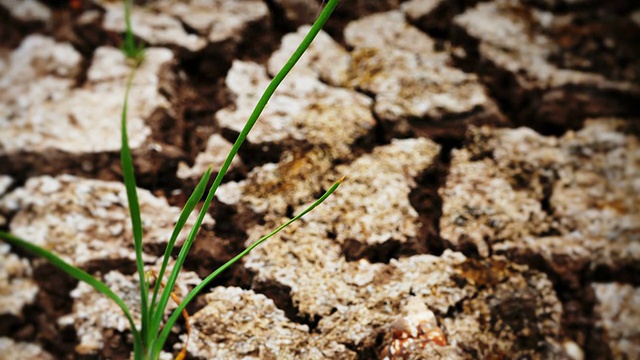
0, 175, 213, 268
0, 0, 51, 23
0, 337, 54, 360
268, 26, 351, 87
216, 60, 374, 157
58, 261, 201, 355
592, 283, 640, 359
453, 0, 640, 129
183, 287, 356, 359
100, 1, 206, 52
440, 119, 640, 284
0, 243, 38, 317
344, 11, 505, 139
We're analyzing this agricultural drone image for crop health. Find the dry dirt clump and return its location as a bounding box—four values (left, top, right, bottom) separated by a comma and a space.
592, 283, 640, 359
0, 337, 53, 360
440, 119, 640, 285
200, 139, 568, 358
0, 37, 175, 178
0, 175, 213, 269
0, 243, 38, 317
215, 59, 375, 157
58, 260, 201, 356
453, 0, 640, 130
343, 11, 507, 140
184, 286, 356, 359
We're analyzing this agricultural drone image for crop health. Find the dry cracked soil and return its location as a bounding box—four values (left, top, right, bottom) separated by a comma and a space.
1, 0, 639, 359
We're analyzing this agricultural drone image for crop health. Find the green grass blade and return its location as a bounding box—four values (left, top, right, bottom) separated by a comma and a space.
153, 178, 343, 355
148, 168, 212, 332
122, 0, 144, 64
0, 231, 142, 349
120, 70, 150, 346
149, 1, 341, 353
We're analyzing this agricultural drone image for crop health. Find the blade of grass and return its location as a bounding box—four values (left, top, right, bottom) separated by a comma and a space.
0, 232, 143, 353
120, 69, 150, 346
149, 168, 212, 318
150, 0, 342, 343
153, 177, 344, 355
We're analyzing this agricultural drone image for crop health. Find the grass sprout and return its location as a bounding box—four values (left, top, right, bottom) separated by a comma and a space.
0, 0, 342, 358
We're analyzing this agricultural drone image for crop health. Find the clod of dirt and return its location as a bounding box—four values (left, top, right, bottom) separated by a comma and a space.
268, 26, 351, 87
220, 138, 438, 260
0, 337, 53, 360
440, 119, 640, 286
99, 1, 206, 52
154, 0, 269, 45
0, 175, 213, 269
592, 282, 640, 359
0, 35, 81, 124
177, 133, 241, 181
0, 39, 176, 178
216, 59, 374, 157
58, 261, 201, 356
307, 138, 441, 259
0, 0, 50, 24
344, 11, 507, 140
182, 286, 356, 359
0, 243, 38, 317
452, 0, 640, 132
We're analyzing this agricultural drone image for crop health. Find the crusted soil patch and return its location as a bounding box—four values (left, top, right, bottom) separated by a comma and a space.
1, 1, 638, 359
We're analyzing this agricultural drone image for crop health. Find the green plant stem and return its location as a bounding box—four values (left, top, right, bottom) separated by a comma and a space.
153, 177, 343, 355
148, 168, 212, 318
148, 0, 342, 353
120, 69, 151, 348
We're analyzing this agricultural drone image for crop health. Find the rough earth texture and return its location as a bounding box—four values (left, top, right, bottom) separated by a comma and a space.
0, 0, 638, 359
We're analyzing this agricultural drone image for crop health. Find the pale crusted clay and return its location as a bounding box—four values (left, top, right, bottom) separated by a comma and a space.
453, 1, 639, 99
440, 119, 640, 283
344, 11, 496, 129
0, 35, 81, 123
0, 175, 213, 267
216, 60, 374, 155
0, 338, 54, 360
0, 0, 51, 23
101, 1, 205, 52
442, 263, 565, 358
0, 243, 38, 316
177, 134, 241, 180
154, 0, 268, 44
220, 138, 438, 247
59, 261, 201, 355
401, 0, 443, 21
183, 287, 356, 359
592, 283, 640, 359
309, 138, 441, 247
0, 44, 171, 154
246, 216, 564, 358
268, 26, 351, 87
